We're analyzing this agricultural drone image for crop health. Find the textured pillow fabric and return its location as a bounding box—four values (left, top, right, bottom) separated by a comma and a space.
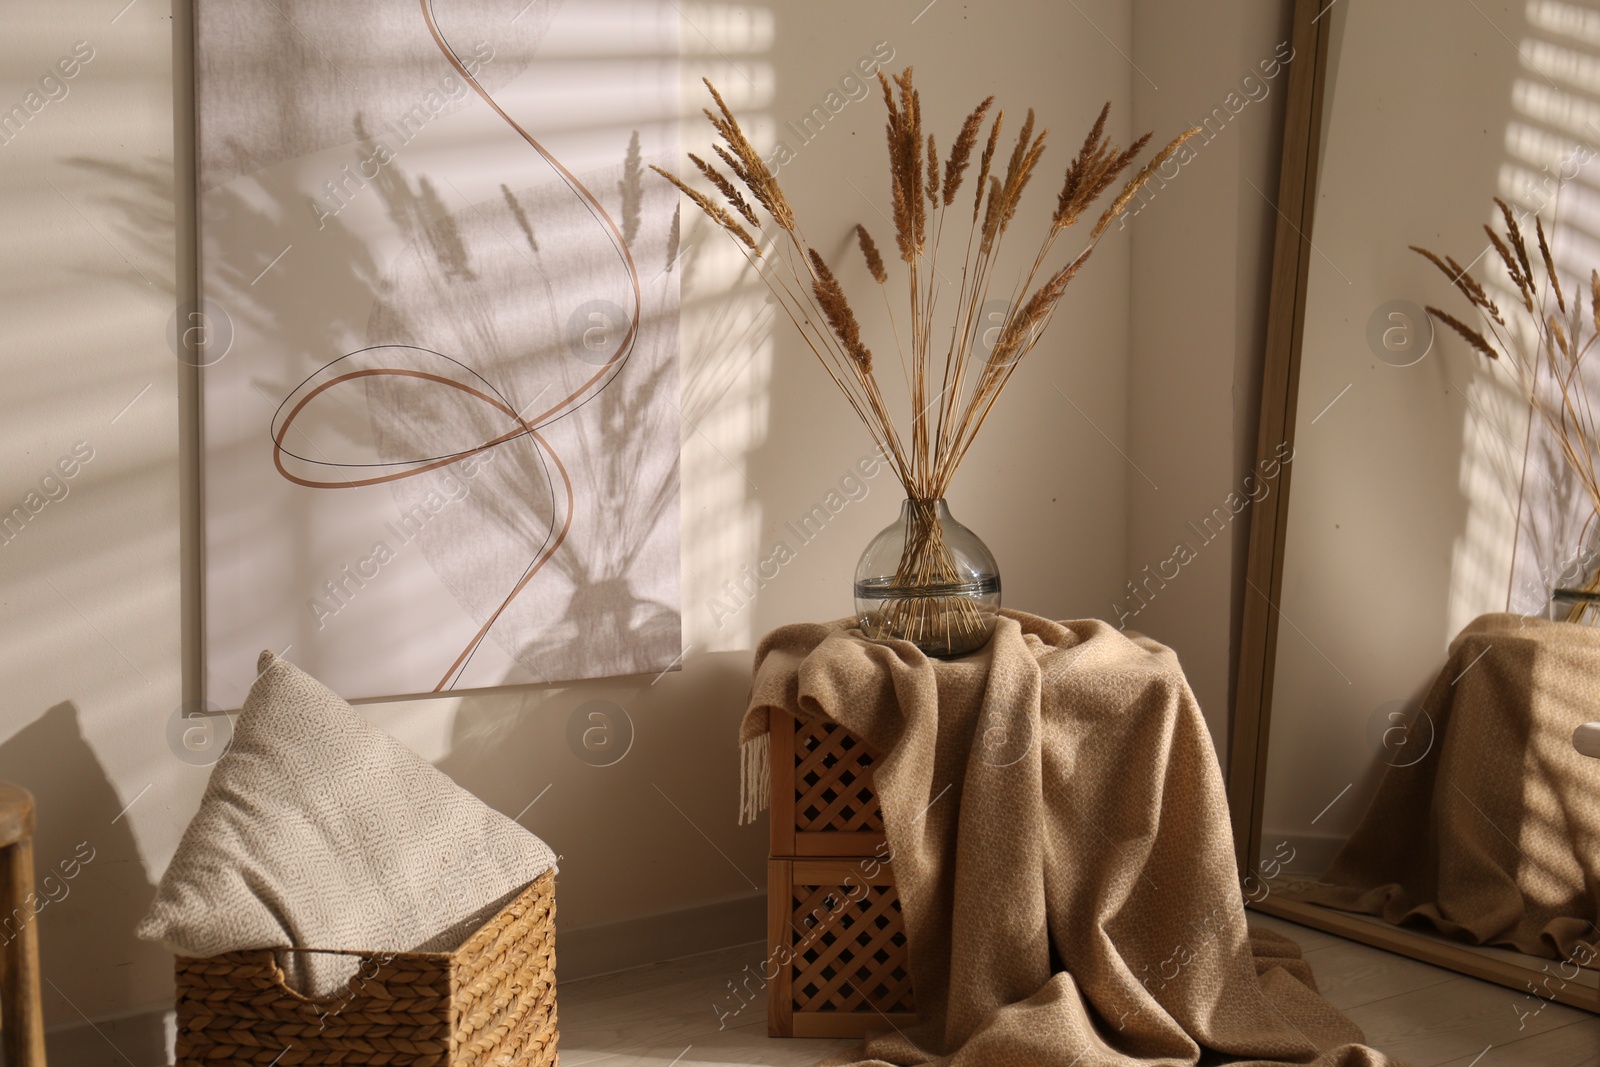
137, 650, 556, 995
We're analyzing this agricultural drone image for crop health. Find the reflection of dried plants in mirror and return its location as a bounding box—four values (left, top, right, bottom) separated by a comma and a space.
1414, 198, 1600, 615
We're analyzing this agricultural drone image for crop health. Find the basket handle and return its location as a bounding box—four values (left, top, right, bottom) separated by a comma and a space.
269, 946, 402, 959
256, 947, 407, 1008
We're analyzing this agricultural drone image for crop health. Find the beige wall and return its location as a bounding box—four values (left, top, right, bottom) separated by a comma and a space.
2, 0, 1177, 1039
0, 0, 191, 1036
1126, 0, 1293, 757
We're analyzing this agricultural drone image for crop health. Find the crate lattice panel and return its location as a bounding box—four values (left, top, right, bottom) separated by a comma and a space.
794, 717, 884, 834
787, 881, 913, 1016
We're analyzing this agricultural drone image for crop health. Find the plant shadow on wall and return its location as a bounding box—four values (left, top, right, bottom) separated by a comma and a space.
57, 1, 774, 698
328, 117, 684, 688
166, 105, 688, 691
68, 110, 694, 694
0, 703, 160, 1041
60, 154, 177, 301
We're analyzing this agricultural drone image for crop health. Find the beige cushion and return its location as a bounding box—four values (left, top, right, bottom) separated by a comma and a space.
136, 651, 555, 995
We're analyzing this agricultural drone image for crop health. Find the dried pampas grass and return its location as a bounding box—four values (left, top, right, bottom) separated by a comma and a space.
655, 68, 1195, 641
656, 68, 1192, 501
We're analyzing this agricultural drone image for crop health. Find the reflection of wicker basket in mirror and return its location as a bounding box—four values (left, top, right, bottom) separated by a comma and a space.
173, 869, 557, 1067
767, 710, 916, 1038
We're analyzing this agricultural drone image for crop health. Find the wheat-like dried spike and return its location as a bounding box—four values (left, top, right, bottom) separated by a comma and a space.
888, 140, 914, 261
710, 142, 745, 179
1426, 306, 1497, 360
1444, 255, 1503, 324
708, 203, 761, 255
1536, 215, 1566, 314
1101, 132, 1153, 193
1058, 141, 1142, 233
1483, 225, 1535, 312
707, 137, 795, 234
1410, 245, 1454, 280
1551, 314, 1572, 360
877, 63, 897, 117
890, 181, 914, 262
927, 133, 940, 205
979, 176, 1004, 255
1474, 287, 1505, 326
704, 112, 790, 230
1416, 249, 1504, 326
1089, 126, 1200, 240
880, 70, 919, 263
974, 109, 1004, 220
687, 153, 759, 227
701, 78, 742, 137
701, 79, 795, 232
1591, 269, 1599, 335
649, 164, 760, 255
999, 109, 1037, 203
1053, 163, 1097, 232
1495, 198, 1535, 286
1055, 102, 1111, 228
1077, 102, 1110, 168
898, 69, 926, 254
1000, 128, 1049, 231
856, 224, 888, 284
908, 72, 934, 252
1064, 127, 1155, 231
808, 248, 873, 372
943, 96, 993, 207
1068, 110, 1158, 223
987, 313, 1033, 370
990, 258, 1081, 368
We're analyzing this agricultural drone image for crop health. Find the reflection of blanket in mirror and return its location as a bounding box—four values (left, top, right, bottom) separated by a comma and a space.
1296, 613, 1600, 964
742, 612, 1403, 1067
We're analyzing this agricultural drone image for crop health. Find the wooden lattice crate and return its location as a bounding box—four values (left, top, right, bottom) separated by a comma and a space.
769, 709, 886, 858
766, 710, 914, 1038
766, 858, 916, 1039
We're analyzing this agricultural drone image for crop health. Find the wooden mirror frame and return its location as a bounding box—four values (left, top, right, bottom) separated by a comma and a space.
1224, 0, 1598, 1011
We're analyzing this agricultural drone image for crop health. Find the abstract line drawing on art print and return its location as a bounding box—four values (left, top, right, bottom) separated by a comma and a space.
196, 0, 682, 705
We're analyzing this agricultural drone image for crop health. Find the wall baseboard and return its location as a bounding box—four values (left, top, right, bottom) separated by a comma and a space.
44, 1006, 174, 1067
1261, 828, 1346, 880
558, 889, 766, 981
42, 891, 766, 1066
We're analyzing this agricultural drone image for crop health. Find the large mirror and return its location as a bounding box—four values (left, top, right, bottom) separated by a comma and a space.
1231, 0, 1600, 1009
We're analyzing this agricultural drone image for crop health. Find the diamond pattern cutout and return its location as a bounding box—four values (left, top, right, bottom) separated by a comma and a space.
794, 717, 884, 833
788, 882, 914, 1014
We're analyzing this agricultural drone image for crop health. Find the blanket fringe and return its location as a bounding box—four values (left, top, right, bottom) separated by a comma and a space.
739, 733, 770, 826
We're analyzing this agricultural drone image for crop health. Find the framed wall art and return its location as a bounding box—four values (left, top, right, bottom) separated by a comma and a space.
195, 0, 683, 706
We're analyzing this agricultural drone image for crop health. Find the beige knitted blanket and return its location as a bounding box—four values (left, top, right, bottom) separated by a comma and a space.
1294, 613, 1600, 963
740, 612, 1403, 1066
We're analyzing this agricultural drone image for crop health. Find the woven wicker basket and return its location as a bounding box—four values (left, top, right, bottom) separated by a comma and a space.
174, 869, 557, 1067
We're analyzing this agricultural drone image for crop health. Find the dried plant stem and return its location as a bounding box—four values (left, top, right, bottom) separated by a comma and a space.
659, 71, 1194, 641
858, 500, 987, 650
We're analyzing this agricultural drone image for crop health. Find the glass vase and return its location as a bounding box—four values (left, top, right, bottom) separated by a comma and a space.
1548, 588, 1600, 627
1548, 521, 1600, 627
853, 498, 1001, 657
